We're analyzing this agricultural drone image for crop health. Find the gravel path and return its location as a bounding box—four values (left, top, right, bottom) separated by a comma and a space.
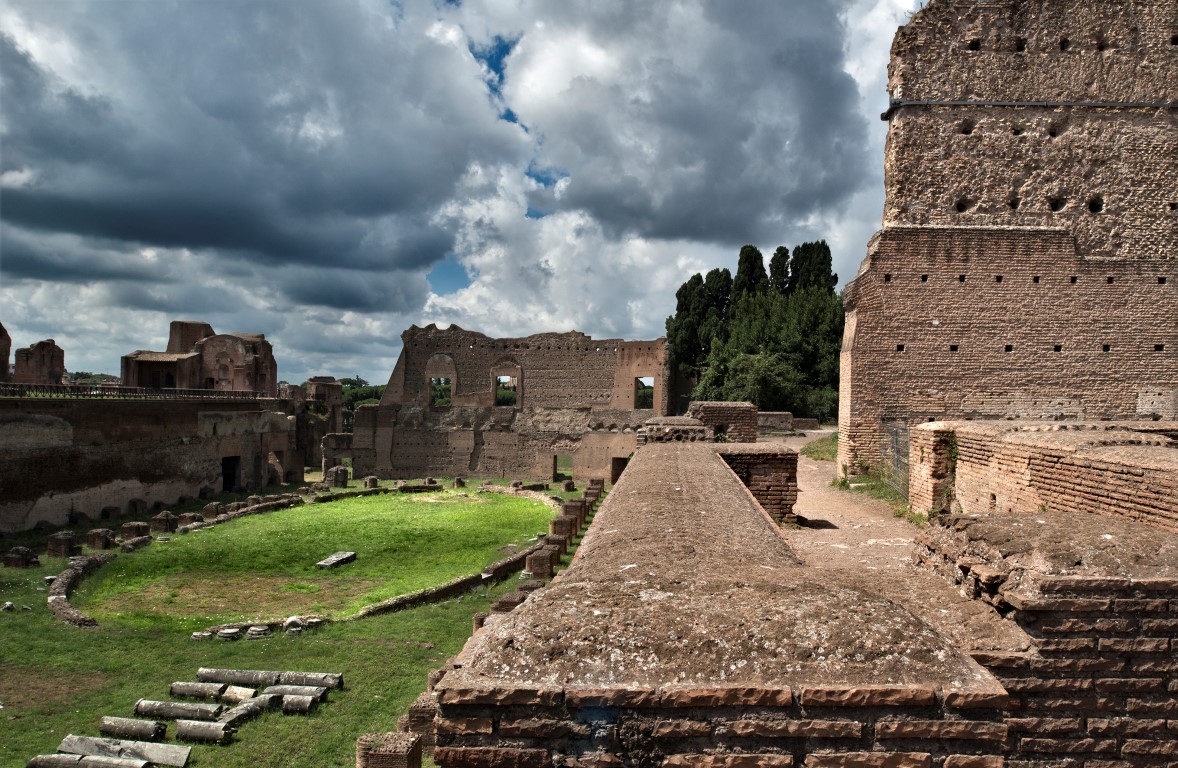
770, 430, 1032, 653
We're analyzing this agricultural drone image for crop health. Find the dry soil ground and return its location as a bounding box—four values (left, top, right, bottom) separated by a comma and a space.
770, 430, 1032, 653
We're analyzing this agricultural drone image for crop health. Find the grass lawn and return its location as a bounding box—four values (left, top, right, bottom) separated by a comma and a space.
799, 431, 838, 462
0, 487, 560, 767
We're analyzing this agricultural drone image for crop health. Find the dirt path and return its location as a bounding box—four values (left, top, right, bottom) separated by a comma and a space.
766, 430, 1032, 653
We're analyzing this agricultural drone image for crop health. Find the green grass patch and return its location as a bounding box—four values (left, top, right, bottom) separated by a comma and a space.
73, 490, 552, 630
0, 556, 516, 767
0, 485, 561, 767
799, 431, 838, 462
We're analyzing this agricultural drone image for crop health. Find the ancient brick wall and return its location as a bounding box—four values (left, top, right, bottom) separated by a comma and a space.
975, 577, 1178, 767
909, 420, 1178, 532
687, 401, 759, 443
121, 320, 279, 396
716, 445, 799, 524
380, 325, 670, 413
0, 399, 297, 532
12, 339, 65, 385
915, 504, 1178, 768
0, 321, 10, 383
839, 0, 1178, 477
354, 325, 670, 480
840, 227, 1177, 473
885, 0, 1178, 261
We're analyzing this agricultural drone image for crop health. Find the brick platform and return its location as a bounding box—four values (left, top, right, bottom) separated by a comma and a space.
433, 443, 1005, 766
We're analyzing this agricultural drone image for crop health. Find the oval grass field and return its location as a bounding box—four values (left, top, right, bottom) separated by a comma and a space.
73, 489, 554, 630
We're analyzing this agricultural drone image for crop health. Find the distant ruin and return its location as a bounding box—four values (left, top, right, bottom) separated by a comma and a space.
12, 338, 65, 385
122, 320, 279, 396
0, 322, 10, 382
347, 324, 671, 482
839, 0, 1177, 477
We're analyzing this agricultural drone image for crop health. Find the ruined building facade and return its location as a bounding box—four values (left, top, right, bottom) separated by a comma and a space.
12, 338, 65, 385
121, 320, 279, 396
0, 322, 11, 383
348, 325, 671, 481
839, 0, 1177, 475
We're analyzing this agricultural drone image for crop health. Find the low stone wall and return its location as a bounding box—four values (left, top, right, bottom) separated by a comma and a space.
757, 411, 794, 432
687, 401, 759, 443
916, 509, 1178, 767
431, 443, 1005, 766
47, 553, 117, 627
909, 421, 1178, 532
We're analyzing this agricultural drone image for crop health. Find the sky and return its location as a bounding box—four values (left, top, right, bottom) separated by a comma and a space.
0, 0, 923, 385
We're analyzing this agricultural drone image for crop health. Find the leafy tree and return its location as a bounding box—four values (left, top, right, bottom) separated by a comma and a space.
786, 240, 838, 295
664, 240, 844, 420
768, 246, 790, 295
731, 244, 768, 299
339, 376, 385, 432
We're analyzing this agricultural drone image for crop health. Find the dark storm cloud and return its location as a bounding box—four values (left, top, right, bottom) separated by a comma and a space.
1, 0, 915, 382
497, 0, 870, 246
0, 1, 521, 306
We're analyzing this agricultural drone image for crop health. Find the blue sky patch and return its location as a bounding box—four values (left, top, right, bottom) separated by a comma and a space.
427, 253, 473, 295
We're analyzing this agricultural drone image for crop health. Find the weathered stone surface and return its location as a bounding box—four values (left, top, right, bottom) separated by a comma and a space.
315, 551, 356, 569
838, 0, 1178, 478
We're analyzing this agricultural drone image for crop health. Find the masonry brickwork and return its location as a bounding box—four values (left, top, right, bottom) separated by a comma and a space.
0, 398, 300, 533
349, 325, 670, 481
12, 338, 65, 385
909, 420, 1178, 531
839, 0, 1178, 476
686, 401, 759, 443
121, 319, 279, 395
430, 442, 1005, 766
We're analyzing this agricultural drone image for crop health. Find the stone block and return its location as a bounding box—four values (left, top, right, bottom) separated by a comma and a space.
119, 521, 150, 539
86, 529, 116, 550
46, 531, 78, 558
150, 511, 178, 533
356, 732, 422, 768
3, 546, 39, 568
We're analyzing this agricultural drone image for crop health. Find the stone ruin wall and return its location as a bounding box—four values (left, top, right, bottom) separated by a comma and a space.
0, 398, 299, 533
350, 325, 671, 481
430, 442, 1011, 768
839, 0, 1178, 476
12, 338, 66, 385
840, 227, 1177, 470
909, 420, 1178, 531
0, 321, 10, 383
885, 0, 1178, 261
686, 400, 759, 443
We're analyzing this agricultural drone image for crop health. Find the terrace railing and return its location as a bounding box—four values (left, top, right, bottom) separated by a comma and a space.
0, 383, 267, 401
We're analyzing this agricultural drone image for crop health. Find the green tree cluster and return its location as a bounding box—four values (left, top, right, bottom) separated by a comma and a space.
665, 241, 843, 422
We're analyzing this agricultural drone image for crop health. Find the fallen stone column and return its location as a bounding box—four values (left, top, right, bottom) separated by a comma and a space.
196, 668, 281, 687
56, 733, 191, 767
175, 719, 234, 745
217, 696, 276, 727
29, 757, 150, 768
278, 670, 344, 689
262, 684, 329, 702
133, 699, 222, 721
219, 685, 256, 704
169, 681, 227, 700
280, 694, 319, 714
97, 717, 166, 742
